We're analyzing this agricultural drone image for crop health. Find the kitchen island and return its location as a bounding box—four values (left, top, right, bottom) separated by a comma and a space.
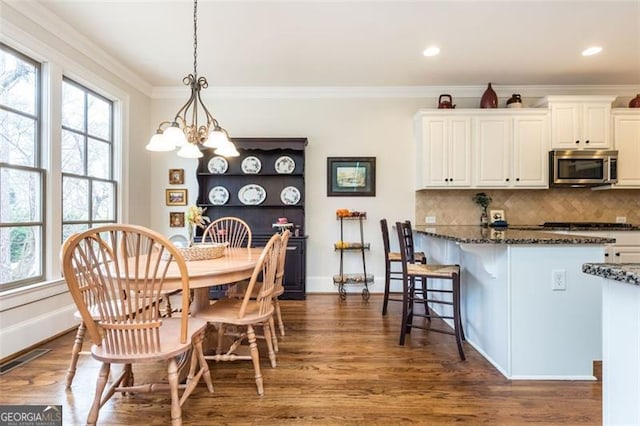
412, 225, 614, 380
583, 263, 640, 424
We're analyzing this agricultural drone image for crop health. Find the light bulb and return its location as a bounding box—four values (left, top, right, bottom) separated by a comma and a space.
214, 140, 240, 157
203, 129, 228, 149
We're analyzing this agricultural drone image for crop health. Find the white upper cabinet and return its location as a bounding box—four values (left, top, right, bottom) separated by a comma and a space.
415, 112, 472, 188
542, 96, 615, 149
474, 111, 549, 188
612, 109, 640, 187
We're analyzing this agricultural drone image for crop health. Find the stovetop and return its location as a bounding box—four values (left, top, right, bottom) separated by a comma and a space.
542, 222, 635, 229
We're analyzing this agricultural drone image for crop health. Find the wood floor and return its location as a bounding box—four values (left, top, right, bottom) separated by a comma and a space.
0, 294, 601, 425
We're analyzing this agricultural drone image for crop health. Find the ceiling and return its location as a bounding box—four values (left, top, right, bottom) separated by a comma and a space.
13, 1, 640, 89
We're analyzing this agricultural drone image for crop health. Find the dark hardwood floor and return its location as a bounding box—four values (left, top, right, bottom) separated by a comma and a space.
0, 294, 601, 425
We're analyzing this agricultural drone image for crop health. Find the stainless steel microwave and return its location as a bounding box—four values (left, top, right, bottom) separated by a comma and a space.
549, 149, 618, 187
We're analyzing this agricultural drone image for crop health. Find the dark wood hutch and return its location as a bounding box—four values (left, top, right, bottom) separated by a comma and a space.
195, 137, 307, 299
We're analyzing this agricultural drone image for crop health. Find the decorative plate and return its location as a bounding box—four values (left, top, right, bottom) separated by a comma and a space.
241, 156, 261, 174
274, 155, 295, 174
208, 186, 230, 205
238, 184, 266, 205
169, 234, 189, 248
207, 156, 228, 174
280, 186, 301, 205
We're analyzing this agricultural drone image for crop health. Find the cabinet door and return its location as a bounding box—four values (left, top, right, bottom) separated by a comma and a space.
612, 246, 640, 263
551, 103, 581, 148
513, 115, 548, 187
613, 111, 640, 186
582, 103, 611, 148
252, 235, 306, 300
447, 117, 473, 187
416, 116, 471, 187
418, 117, 449, 187
474, 116, 511, 187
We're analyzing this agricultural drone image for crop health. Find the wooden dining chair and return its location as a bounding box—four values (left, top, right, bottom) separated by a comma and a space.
64, 232, 174, 388
196, 233, 281, 396
61, 224, 213, 425
379, 219, 426, 316
395, 221, 466, 360
202, 216, 252, 248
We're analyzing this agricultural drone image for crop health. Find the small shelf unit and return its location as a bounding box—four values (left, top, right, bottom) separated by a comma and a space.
333, 213, 373, 301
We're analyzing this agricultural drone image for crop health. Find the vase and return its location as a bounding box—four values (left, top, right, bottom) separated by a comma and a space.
480, 83, 498, 108
480, 210, 489, 228
187, 223, 194, 247
629, 94, 640, 108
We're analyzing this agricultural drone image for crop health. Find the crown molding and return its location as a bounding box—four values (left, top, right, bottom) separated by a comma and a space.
2, 0, 152, 97
152, 84, 640, 100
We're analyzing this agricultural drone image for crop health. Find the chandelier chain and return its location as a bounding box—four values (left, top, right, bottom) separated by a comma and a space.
193, 0, 198, 77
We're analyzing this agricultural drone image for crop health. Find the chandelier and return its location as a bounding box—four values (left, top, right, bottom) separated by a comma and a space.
146, 0, 238, 158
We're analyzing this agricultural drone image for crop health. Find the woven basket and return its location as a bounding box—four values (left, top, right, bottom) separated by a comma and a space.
177, 242, 227, 261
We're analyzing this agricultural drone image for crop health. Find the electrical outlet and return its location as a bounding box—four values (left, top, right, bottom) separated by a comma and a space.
616, 216, 627, 223
425, 216, 436, 224
551, 269, 567, 291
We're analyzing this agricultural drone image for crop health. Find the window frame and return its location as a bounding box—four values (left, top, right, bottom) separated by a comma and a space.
0, 42, 46, 290
61, 77, 117, 241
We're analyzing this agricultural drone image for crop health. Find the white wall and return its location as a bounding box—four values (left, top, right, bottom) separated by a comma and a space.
149, 96, 421, 294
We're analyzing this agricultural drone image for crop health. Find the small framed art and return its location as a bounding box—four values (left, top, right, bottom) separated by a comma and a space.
166, 189, 187, 206
327, 157, 376, 197
169, 169, 184, 185
169, 212, 185, 227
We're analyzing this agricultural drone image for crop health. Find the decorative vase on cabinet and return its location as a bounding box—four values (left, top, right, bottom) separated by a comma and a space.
629, 94, 640, 108
480, 83, 498, 108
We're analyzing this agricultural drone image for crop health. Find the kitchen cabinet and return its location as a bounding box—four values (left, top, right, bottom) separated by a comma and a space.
414, 112, 472, 188
474, 111, 549, 188
612, 109, 640, 187
557, 230, 640, 264
253, 235, 307, 300
541, 96, 615, 149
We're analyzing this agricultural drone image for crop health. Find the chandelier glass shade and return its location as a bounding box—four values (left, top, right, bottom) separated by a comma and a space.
146, 0, 238, 158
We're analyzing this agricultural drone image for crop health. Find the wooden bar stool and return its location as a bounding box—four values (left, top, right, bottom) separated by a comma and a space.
395, 221, 465, 360
380, 219, 426, 315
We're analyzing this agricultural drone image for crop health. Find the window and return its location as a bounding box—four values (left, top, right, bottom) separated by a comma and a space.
0, 43, 44, 289
61, 78, 116, 242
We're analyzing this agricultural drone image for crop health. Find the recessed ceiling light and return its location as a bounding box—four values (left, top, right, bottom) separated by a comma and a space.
423, 46, 440, 57
582, 46, 603, 56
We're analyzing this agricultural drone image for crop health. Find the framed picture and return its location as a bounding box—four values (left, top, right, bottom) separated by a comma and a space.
169, 168, 184, 185
166, 189, 187, 206
327, 157, 376, 197
169, 212, 185, 227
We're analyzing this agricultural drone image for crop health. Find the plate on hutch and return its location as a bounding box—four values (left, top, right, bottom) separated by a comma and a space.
241, 156, 261, 174
207, 156, 228, 174
208, 186, 230, 205
238, 184, 266, 205
280, 186, 301, 205
274, 155, 295, 174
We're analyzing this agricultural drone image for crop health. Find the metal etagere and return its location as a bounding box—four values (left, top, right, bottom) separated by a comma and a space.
333, 212, 373, 301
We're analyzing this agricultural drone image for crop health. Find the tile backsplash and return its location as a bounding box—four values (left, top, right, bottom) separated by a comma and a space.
416, 188, 640, 226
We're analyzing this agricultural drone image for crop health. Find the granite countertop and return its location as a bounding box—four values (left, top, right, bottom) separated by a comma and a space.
414, 225, 616, 245
582, 263, 640, 285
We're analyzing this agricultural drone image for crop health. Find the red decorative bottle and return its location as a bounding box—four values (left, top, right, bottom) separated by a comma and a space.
480, 83, 498, 108
629, 94, 640, 108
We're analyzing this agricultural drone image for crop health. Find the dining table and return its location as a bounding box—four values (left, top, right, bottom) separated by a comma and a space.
162, 247, 263, 314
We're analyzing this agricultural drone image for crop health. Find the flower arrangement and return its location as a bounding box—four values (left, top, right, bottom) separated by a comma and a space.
186, 205, 210, 245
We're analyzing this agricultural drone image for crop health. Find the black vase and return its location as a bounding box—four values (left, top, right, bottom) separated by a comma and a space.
480, 83, 498, 108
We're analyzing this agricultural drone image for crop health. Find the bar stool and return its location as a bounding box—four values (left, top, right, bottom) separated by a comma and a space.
380, 219, 426, 315
395, 221, 465, 360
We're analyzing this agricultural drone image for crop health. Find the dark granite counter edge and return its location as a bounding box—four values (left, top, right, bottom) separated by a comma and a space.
415, 227, 616, 245
582, 263, 640, 286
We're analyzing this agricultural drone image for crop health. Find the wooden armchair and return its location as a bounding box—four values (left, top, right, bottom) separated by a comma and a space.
196, 233, 281, 396
61, 224, 213, 425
